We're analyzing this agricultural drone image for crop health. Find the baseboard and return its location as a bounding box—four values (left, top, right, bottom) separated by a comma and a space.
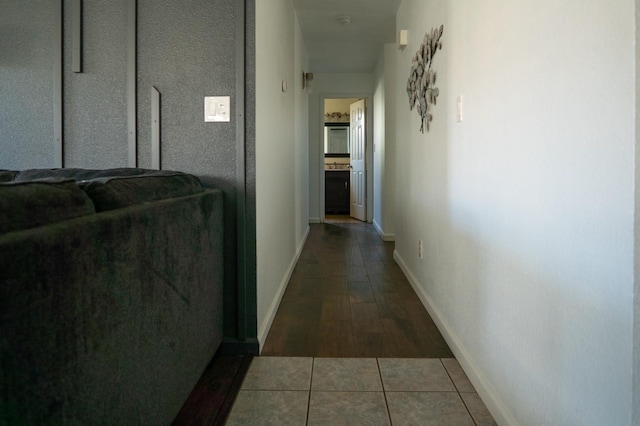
309, 217, 320, 224
373, 219, 395, 241
257, 225, 310, 351
217, 338, 260, 355
393, 249, 517, 426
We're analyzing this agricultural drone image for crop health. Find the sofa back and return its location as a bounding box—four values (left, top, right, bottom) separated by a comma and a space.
0, 168, 205, 233
0, 179, 96, 233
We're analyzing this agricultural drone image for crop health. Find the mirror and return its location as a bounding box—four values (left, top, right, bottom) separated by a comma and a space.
324, 124, 349, 155
324, 97, 358, 156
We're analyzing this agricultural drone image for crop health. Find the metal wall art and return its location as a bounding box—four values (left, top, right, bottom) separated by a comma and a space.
406, 25, 444, 133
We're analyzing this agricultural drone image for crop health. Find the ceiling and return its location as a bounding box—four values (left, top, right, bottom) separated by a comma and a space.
293, 0, 402, 73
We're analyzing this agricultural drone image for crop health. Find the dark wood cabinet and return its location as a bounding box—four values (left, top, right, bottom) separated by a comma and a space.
325, 170, 350, 214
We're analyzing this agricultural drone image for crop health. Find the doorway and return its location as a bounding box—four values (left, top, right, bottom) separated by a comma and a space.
321, 96, 373, 223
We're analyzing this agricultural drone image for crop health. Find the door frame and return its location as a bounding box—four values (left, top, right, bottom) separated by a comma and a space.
318, 93, 374, 223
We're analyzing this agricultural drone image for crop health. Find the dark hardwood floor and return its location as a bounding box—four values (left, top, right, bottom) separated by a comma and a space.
172, 354, 253, 426
261, 220, 453, 358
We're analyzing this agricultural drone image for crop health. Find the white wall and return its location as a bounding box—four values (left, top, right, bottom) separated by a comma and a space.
373, 44, 397, 241
373, 53, 385, 236
634, 4, 640, 423
393, 0, 635, 425
255, 0, 309, 347
324, 98, 359, 117
308, 73, 374, 222
294, 8, 310, 256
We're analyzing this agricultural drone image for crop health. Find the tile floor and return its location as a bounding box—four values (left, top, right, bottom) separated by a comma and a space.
226, 357, 496, 425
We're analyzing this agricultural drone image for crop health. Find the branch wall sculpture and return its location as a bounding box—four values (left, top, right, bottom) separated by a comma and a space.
406, 25, 444, 133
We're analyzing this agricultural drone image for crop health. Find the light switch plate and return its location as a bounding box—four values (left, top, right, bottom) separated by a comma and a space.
398, 29, 408, 47
204, 96, 230, 122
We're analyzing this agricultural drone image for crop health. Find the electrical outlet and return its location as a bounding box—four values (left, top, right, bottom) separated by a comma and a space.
418, 240, 424, 259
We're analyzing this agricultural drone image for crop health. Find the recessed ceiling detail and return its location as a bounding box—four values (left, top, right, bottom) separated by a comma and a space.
294, 0, 402, 73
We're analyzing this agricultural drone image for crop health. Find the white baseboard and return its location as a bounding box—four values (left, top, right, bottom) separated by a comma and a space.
393, 249, 516, 426
373, 219, 395, 241
309, 217, 321, 224
258, 225, 310, 351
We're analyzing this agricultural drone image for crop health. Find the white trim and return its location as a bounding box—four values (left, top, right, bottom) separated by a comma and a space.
373, 219, 395, 241
309, 217, 321, 224
393, 249, 517, 426
258, 225, 310, 351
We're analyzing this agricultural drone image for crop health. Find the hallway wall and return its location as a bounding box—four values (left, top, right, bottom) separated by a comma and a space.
373, 44, 397, 241
255, 0, 309, 346
392, 0, 635, 424
634, 3, 640, 423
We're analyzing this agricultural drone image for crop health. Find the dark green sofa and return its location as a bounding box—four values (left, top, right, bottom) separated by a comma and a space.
0, 168, 224, 425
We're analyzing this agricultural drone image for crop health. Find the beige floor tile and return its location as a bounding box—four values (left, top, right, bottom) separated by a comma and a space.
241, 357, 312, 390
378, 358, 456, 391
311, 358, 382, 391
308, 391, 390, 425
441, 358, 475, 392
460, 392, 498, 426
386, 392, 475, 426
226, 390, 309, 426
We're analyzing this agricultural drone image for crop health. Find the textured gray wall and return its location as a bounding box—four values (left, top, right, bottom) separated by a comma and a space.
0, 1, 57, 169
137, 0, 236, 179
63, 0, 128, 168
245, 0, 257, 340
1, 0, 258, 345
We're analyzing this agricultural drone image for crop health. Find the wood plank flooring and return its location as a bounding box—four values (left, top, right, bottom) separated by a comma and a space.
261, 221, 453, 358
172, 354, 253, 426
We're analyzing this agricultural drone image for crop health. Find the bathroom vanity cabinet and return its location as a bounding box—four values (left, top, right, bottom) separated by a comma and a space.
325, 170, 350, 214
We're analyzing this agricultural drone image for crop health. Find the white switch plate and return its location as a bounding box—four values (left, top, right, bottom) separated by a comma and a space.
398, 29, 408, 47
204, 96, 230, 122
456, 95, 464, 122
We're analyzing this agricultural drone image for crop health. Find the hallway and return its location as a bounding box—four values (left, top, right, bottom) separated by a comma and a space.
225, 221, 496, 425
174, 221, 497, 425
261, 221, 453, 358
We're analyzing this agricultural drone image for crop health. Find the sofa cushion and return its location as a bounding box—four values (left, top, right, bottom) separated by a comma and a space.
0, 179, 96, 234
79, 172, 204, 212
14, 167, 153, 182
0, 170, 17, 183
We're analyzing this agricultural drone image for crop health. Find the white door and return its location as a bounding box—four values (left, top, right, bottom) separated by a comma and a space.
350, 99, 366, 221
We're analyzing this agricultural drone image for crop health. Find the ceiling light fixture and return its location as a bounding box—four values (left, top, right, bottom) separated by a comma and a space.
336, 15, 352, 25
